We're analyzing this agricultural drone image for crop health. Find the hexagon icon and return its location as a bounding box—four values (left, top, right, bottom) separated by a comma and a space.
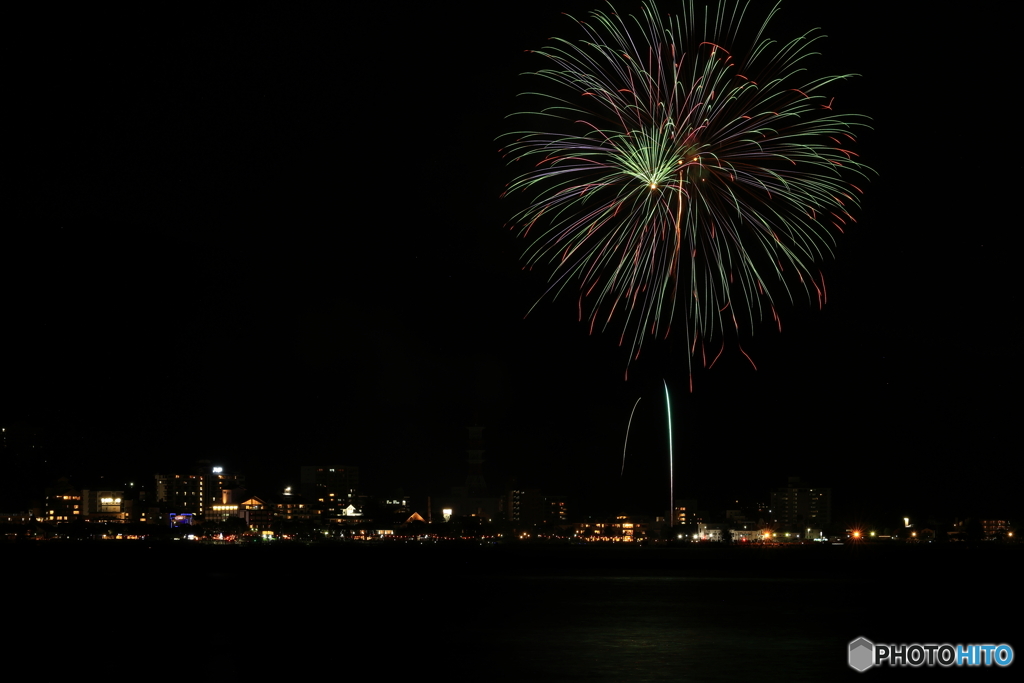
849, 637, 874, 672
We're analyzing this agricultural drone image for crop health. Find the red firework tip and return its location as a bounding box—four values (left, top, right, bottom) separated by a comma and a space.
739, 345, 757, 370
708, 342, 724, 369
699, 42, 730, 55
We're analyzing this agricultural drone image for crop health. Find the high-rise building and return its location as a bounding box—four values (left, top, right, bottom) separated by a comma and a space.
40, 477, 81, 523
507, 488, 543, 526
673, 499, 701, 527
155, 462, 243, 517
980, 520, 1010, 538
155, 473, 204, 512
505, 488, 568, 527
770, 477, 831, 531
300, 465, 359, 521
544, 494, 569, 525
81, 489, 129, 522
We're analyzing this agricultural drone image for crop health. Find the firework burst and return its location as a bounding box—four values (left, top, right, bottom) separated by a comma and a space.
502, 1, 872, 381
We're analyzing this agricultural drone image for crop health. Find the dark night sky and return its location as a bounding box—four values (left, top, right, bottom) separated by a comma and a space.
4, 1, 1018, 521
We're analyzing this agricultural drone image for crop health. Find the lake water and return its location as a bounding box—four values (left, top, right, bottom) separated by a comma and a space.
13, 541, 1016, 680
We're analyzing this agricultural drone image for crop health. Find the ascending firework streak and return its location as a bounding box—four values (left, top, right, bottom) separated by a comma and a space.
664, 379, 674, 524
621, 397, 642, 476
621, 386, 674, 520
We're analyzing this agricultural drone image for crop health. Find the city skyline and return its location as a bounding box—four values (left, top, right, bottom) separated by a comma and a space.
5, 1, 1018, 525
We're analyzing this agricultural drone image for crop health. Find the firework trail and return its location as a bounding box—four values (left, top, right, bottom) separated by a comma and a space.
502, 1, 872, 381
664, 379, 674, 521
621, 396, 642, 476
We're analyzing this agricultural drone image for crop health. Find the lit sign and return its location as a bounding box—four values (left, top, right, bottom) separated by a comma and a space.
169, 513, 194, 527
212, 467, 223, 473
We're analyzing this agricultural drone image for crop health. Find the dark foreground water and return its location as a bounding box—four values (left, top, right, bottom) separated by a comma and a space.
11, 542, 1018, 680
